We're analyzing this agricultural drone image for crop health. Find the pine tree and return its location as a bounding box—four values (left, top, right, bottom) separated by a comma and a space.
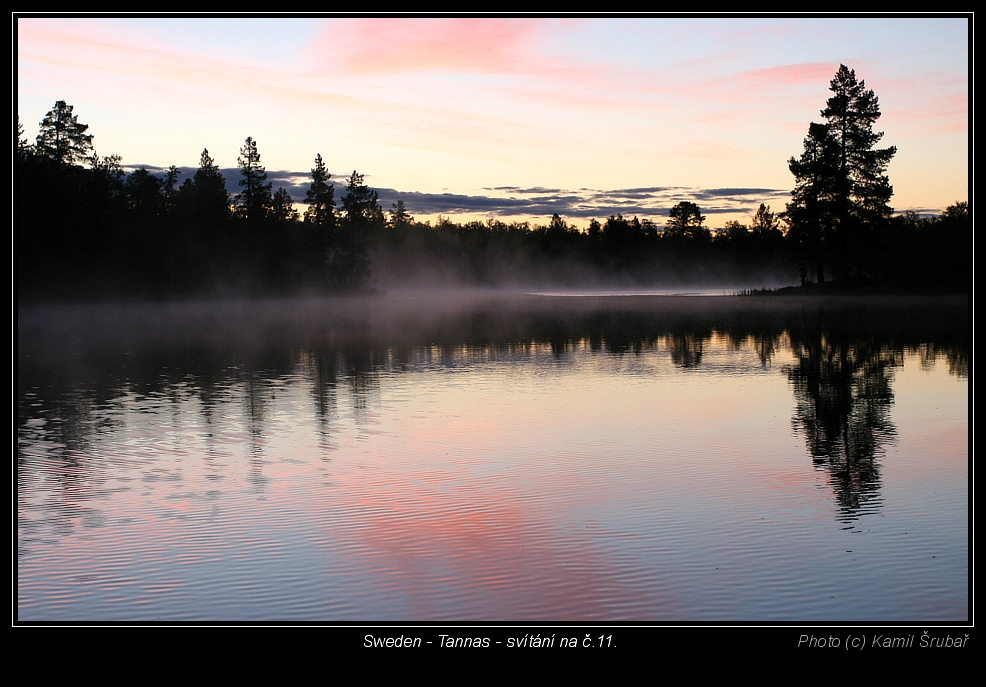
35, 100, 94, 166
17, 117, 32, 161
786, 122, 840, 282
341, 170, 383, 228
272, 187, 299, 223
665, 201, 707, 239
304, 153, 336, 231
162, 165, 182, 217
750, 204, 781, 239
179, 148, 229, 225
235, 136, 272, 221
388, 200, 413, 230
329, 170, 381, 290
786, 66, 896, 281
822, 65, 897, 228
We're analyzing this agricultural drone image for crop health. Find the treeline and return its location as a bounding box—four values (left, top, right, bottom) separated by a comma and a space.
18, 105, 380, 301
17, 97, 968, 303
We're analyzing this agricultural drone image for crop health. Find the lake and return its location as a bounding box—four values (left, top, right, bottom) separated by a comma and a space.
16, 293, 969, 621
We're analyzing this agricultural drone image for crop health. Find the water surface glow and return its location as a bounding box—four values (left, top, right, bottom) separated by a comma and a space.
17, 295, 968, 621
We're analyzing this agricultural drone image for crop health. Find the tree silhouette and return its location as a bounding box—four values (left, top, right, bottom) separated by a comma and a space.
750, 203, 781, 239
787, 66, 896, 281
304, 153, 336, 231
330, 171, 380, 290
388, 199, 413, 230
89, 153, 125, 197
124, 167, 163, 218
665, 201, 707, 239
178, 149, 229, 226
272, 187, 299, 223
341, 170, 383, 228
17, 117, 32, 161
722, 220, 748, 241
161, 165, 182, 217
786, 122, 840, 282
823, 65, 897, 229
35, 100, 94, 166
235, 137, 273, 221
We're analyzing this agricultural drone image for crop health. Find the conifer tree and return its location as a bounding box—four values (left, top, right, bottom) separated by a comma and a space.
162, 165, 182, 216
17, 117, 32, 161
786, 66, 896, 281
388, 200, 413, 230
750, 204, 781, 239
665, 201, 706, 239
341, 170, 383, 228
304, 153, 336, 230
822, 65, 897, 228
329, 170, 381, 290
272, 187, 299, 223
35, 100, 94, 166
179, 148, 229, 225
786, 122, 839, 282
235, 137, 273, 221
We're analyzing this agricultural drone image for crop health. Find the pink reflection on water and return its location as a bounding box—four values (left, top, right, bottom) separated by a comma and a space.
323, 489, 674, 620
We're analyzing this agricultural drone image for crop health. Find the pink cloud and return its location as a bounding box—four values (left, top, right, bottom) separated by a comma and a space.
18, 18, 355, 115
303, 17, 664, 118
650, 62, 845, 120
311, 18, 552, 76
877, 74, 968, 135
738, 62, 841, 87
19, 19, 182, 78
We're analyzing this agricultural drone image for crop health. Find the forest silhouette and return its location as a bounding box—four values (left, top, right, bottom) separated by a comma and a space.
16, 66, 968, 302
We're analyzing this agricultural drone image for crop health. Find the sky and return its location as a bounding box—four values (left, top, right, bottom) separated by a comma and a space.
16, 16, 970, 228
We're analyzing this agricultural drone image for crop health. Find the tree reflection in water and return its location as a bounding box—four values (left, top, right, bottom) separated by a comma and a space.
786, 315, 900, 520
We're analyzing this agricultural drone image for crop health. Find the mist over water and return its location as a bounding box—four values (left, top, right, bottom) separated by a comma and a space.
17, 293, 968, 621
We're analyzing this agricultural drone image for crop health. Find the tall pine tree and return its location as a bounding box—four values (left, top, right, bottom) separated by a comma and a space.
786, 66, 896, 281
822, 65, 897, 229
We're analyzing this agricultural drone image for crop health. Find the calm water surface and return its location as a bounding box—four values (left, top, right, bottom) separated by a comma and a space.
17, 294, 968, 621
